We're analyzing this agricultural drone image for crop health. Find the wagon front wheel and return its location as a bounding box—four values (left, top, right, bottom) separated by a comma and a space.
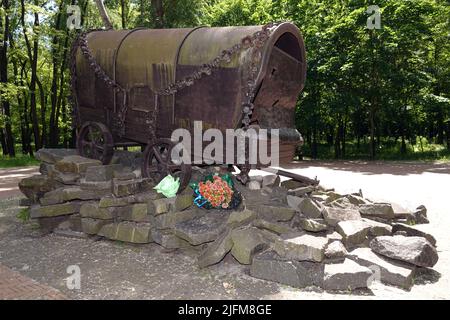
77, 121, 114, 164
142, 138, 191, 193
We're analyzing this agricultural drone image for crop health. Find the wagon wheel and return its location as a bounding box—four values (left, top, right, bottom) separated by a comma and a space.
142, 138, 192, 193
77, 121, 114, 164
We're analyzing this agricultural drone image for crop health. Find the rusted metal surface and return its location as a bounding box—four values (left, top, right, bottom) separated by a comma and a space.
76, 121, 114, 164
71, 22, 307, 185
72, 22, 305, 139
270, 169, 320, 186
142, 138, 192, 192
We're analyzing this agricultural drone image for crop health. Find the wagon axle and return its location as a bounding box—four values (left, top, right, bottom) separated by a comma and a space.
76, 121, 114, 165
142, 138, 192, 192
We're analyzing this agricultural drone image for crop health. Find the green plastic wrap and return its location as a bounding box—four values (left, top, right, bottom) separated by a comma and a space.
153, 175, 180, 198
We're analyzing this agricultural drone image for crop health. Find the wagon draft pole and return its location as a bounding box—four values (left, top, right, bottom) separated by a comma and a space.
94, 0, 113, 30
69, 22, 309, 192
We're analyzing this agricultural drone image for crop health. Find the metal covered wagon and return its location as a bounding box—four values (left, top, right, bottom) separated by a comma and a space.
70, 22, 307, 191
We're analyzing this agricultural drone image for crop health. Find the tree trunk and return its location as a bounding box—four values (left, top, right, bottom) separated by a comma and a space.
436, 112, 444, 145
24, 94, 33, 156
334, 117, 341, 159
79, 0, 89, 26
369, 105, 376, 160
151, 0, 165, 28
326, 125, 333, 146
23, 69, 32, 156
341, 115, 347, 158
61, 99, 69, 148
368, 29, 378, 160
312, 127, 318, 159
0, 131, 6, 155
446, 121, 450, 150
401, 135, 407, 154
10, 36, 27, 155
53, 32, 70, 145
21, 0, 42, 151
37, 77, 47, 147
120, 0, 128, 29
0, 0, 15, 156
357, 134, 361, 152
94, 0, 113, 29
48, 0, 65, 147
19, 61, 32, 155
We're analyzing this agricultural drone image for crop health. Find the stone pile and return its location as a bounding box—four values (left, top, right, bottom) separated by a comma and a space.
19, 149, 439, 293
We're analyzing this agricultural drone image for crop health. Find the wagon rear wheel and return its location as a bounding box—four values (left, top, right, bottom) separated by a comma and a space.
77, 121, 114, 164
142, 138, 191, 193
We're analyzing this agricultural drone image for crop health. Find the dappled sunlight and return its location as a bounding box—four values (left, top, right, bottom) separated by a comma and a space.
1, 173, 35, 179
0, 188, 17, 192
0, 167, 39, 198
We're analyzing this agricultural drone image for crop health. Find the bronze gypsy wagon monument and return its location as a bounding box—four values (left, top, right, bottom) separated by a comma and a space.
18, 22, 439, 293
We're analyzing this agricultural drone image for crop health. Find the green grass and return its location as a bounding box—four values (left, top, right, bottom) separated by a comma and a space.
300, 139, 450, 162
0, 154, 39, 168
16, 208, 31, 222
1, 138, 449, 168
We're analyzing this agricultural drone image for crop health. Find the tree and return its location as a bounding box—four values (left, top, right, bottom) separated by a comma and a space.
0, 0, 448, 161
0, 0, 15, 156
20, 0, 42, 151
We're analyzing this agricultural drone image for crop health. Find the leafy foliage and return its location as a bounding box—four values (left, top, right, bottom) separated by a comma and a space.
0, 0, 449, 163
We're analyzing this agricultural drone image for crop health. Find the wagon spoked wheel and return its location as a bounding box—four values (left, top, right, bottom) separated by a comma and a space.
77, 121, 114, 164
142, 138, 192, 193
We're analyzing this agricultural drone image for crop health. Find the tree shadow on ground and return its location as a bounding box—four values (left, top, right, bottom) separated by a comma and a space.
413, 267, 441, 285
281, 160, 450, 176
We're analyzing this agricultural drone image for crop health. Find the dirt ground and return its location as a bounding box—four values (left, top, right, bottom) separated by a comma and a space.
0, 161, 449, 300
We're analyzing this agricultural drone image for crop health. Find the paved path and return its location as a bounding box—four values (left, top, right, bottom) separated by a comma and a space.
0, 166, 39, 199
0, 166, 66, 300
0, 264, 66, 300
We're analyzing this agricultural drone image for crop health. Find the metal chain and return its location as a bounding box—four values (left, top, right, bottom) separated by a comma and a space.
70, 28, 131, 137
70, 22, 282, 136
69, 34, 80, 129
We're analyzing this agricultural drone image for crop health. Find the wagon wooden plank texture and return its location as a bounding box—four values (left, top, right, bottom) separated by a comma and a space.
70, 22, 307, 191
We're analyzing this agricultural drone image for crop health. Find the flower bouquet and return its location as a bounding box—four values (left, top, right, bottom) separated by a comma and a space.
190, 173, 242, 209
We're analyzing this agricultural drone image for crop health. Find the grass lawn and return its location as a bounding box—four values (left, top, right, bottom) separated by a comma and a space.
0, 154, 40, 168
299, 139, 450, 162
1, 139, 449, 169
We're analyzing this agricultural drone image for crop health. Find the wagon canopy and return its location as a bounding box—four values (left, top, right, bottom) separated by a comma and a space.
74, 22, 306, 141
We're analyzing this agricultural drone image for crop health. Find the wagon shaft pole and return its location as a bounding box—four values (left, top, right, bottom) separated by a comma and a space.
94, 0, 113, 30
262, 168, 319, 186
